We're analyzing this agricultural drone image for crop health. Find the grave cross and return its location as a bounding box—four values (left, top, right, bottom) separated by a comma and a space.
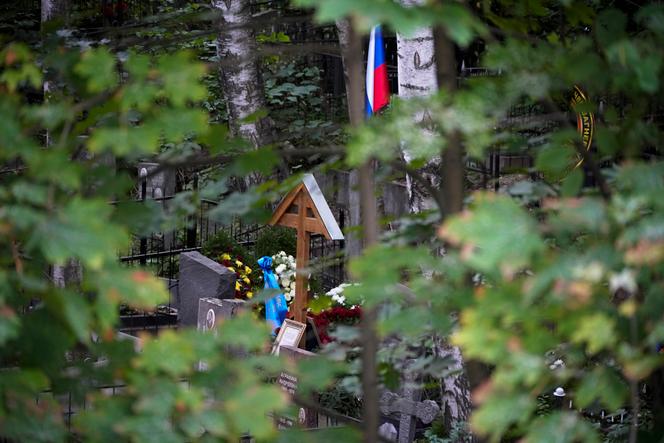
380, 375, 440, 443
270, 174, 343, 324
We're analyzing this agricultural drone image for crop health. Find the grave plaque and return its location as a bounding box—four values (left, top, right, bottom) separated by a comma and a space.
196, 297, 245, 331
276, 345, 318, 429
179, 251, 236, 327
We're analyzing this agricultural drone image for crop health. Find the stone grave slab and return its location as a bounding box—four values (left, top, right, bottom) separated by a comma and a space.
179, 251, 236, 327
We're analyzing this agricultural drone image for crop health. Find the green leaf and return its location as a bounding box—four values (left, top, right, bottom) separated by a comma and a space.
224, 382, 286, 439
75, 48, 117, 93
49, 289, 92, 344
95, 268, 169, 310
634, 55, 661, 93
439, 193, 544, 275
33, 198, 128, 270
560, 168, 583, 197
0, 304, 20, 346
216, 313, 271, 351
535, 137, 578, 183
157, 52, 206, 106
571, 313, 616, 355
595, 9, 627, 48
636, 4, 664, 35
135, 330, 197, 376
471, 393, 534, 440
88, 123, 161, 156
526, 412, 600, 443
575, 367, 628, 410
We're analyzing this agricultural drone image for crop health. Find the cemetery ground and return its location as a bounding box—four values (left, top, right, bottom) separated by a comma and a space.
2, 1, 664, 443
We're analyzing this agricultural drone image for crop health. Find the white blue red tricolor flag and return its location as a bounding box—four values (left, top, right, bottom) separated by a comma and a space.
365, 25, 390, 117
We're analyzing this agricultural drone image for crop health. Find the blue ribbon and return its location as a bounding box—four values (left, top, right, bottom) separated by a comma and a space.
258, 256, 289, 333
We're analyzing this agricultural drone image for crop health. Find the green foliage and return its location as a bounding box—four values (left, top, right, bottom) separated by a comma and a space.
4, 1, 664, 442
254, 226, 297, 259
264, 61, 343, 146
201, 229, 253, 264
0, 41, 294, 442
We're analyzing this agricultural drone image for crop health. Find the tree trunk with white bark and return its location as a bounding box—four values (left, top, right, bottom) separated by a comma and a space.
397, 0, 439, 214
43, 0, 81, 288
41, 0, 68, 24
213, 0, 272, 164
397, 0, 472, 434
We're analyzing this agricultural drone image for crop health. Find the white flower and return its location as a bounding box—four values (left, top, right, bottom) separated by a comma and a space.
549, 359, 565, 370
332, 293, 346, 305
275, 264, 286, 275
609, 269, 637, 295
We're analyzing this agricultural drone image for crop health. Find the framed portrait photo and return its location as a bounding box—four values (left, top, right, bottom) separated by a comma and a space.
272, 319, 306, 355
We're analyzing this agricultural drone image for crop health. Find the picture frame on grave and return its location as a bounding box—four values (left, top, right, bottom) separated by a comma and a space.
271, 319, 306, 355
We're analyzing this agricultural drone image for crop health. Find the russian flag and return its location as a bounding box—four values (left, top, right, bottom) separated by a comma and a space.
365, 25, 390, 117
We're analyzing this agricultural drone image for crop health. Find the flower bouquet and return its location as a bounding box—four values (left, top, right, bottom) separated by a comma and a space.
309, 283, 362, 344
271, 251, 297, 303
217, 253, 259, 300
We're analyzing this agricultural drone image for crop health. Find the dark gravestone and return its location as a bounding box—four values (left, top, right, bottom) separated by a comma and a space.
196, 297, 245, 331
277, 345, 320, 429
197, 298, 246, 368
179, 252, 236, 327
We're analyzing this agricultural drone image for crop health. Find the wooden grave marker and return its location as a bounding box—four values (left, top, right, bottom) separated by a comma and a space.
270, 174, 344, 324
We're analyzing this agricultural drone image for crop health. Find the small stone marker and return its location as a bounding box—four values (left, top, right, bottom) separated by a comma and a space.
179, 251, 236, 327
196, 297, 245, 332
197, 297, 246, 367
378, 422, 398, 442
380, 374, 440, 443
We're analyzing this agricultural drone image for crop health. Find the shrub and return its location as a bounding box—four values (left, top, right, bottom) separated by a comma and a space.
201, 230, 252, 264
254, 226, 296, 259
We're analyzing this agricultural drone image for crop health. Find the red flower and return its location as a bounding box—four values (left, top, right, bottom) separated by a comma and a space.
309, 306, 362, 344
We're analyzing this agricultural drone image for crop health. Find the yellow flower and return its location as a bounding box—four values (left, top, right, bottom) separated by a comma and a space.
221, 253, 231, 260
235, 281, 241, 291
246, 291, 253, 299
245, 266, 252, 274
228, 267, 235, 273
235, 260, 243, 267
243, 277, 250, 284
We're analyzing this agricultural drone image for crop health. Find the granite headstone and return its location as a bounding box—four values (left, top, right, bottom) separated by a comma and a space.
179, 251, 236, 327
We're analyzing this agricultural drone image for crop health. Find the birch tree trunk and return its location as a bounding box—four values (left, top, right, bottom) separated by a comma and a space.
213, 0, 272, 188
41, 0, 68, 24
397, 0, 472, 433
43, 0, 82, 288
397, 0, 439, 214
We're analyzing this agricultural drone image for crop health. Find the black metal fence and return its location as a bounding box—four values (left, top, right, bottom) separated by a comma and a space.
117, 193, 346, 290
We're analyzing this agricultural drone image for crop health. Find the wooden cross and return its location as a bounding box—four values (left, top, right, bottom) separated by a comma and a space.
269, 174, 343, 324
